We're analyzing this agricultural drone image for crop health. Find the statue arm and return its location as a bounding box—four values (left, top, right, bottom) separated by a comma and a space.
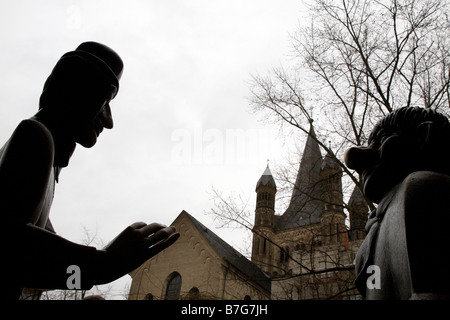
0, 120, 180, 291
8, 223, 99, 290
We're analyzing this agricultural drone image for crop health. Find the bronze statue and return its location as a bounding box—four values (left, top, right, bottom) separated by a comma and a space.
0, 42, 179, 300
344, 106, 450, 299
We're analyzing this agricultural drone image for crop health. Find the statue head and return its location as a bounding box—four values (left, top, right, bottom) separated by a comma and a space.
344, 107, 450, 203
38, 42, 124, 148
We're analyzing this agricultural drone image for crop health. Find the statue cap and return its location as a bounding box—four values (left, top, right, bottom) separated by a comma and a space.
60, 41, 123, 96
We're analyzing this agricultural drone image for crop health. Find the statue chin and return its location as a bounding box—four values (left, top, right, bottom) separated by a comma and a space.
362, 170, 388, 204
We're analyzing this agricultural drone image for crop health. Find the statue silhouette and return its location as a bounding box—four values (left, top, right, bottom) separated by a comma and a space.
345, 107, 450, 299
0, 42, 179, 300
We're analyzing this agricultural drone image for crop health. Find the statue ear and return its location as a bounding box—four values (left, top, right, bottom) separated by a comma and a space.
416, 121, 446, 155
379, 135, 408, 161
417, 121, 450, 162
416, 122, 433, 148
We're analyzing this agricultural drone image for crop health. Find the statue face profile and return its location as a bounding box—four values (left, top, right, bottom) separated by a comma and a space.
344, 107, 450, 203
64, 82, 117, 148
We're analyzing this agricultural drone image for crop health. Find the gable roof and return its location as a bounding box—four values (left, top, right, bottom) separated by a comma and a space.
179, 210, 271, 293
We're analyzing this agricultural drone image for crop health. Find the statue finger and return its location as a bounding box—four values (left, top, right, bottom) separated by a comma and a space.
143, 226, 176, 245
129, 221, 148, 230
146, 232, 180, 256
136, 222, 167, 236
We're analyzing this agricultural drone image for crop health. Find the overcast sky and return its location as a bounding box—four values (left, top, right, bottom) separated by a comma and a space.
0, 0, 307, 298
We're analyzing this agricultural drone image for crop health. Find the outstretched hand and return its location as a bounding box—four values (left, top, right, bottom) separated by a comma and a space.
95, 222, 179, 284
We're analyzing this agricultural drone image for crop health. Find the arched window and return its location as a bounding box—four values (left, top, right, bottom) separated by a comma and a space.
187, 287, 200, 300
293, 286, 300, 300
144, 293, 154, 300
165, 272, 182, 300
280, 248, 285, 262
280, 246, 289, 263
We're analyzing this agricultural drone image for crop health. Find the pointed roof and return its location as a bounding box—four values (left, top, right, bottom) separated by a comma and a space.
348, 185, 367, 208
348, 185, 369, 230
275, 123, 324, 229
180, 211, 271, 293
255, 164, 277, 191
321, 145, 340, 171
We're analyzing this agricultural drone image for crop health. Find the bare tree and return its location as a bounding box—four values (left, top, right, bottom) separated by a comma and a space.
209, 0, 449, 300
250, 0, 449, 197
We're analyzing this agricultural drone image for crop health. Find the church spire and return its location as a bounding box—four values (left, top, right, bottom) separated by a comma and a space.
277, 122, 323, 229
321, 142, 340, 171
255, 162, 276, 192
277, 121, 322, 229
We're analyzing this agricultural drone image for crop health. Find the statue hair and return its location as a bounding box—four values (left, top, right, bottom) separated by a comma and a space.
368, 107, 450, 149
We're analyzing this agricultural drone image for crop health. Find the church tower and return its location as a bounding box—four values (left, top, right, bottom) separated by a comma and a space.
319, 148, 347, 245
247, 121, 367, 299
251, 164, 276, 274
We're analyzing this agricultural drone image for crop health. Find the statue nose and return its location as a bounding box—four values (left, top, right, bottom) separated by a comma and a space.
344, 146, 380, 173
99, 104, 113, 129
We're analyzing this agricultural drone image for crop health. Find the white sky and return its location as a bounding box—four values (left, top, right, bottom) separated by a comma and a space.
0, 0, 307, 298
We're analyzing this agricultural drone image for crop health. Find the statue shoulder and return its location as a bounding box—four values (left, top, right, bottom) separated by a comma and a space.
401, 170, 450, 227
401, 173, 450, 295
402, 171, 450, 199
0, 118, 54, 172
8, 118, 53, 150
13, 118, 53, 143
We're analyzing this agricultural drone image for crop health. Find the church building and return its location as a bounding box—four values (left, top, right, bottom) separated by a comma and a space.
252, 123, 367, 299
128, 122, 368, 300
128, 210, 271, 300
